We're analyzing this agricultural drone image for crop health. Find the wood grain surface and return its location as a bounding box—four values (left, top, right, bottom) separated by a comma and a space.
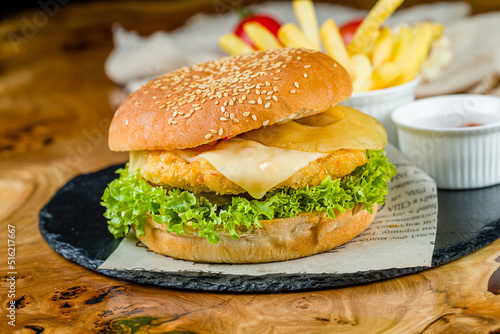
1, 1, 500, 333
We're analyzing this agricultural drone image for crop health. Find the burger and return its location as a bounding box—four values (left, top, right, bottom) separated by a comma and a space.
101, 48, 396, 263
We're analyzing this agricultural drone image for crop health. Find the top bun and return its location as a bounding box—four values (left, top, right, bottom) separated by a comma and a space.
109, 48, 352, 151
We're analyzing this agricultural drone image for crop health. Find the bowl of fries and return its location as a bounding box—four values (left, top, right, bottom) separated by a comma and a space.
341, 76, 420, 146
218, 0, 452, 146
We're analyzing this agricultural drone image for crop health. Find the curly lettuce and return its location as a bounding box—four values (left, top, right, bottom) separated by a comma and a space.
101, 150, 396, 244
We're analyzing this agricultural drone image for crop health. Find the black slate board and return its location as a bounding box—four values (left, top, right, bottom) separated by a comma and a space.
39, 164, 500, 292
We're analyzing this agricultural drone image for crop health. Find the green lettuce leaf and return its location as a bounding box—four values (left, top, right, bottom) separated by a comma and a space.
101, 149, 396, 244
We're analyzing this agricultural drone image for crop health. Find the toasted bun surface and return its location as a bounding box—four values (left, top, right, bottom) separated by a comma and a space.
109, 48, 352, 151
137, 205, 376, 263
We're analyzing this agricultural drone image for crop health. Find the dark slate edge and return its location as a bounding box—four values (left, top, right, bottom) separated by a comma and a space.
38, 165, 500, 293
39, 209, 500, 292
431, 220, 500, 267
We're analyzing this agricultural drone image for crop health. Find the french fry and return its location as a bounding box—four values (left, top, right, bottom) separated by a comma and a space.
320, 19, 356, 80
371, 61, 401, 89
347, 0, 405, 55
278, 23, 317, 50
351, 54, 373, 92
430, 23, 444, 40
398, 22, 434, 83
391, 26, 412, 65
371, 27, 393, 69
242, 22, 282, 51
292, 0, 321, 50
218, 33, 254, 56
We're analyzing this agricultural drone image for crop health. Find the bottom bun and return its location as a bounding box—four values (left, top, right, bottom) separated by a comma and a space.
137, 204, 377, 264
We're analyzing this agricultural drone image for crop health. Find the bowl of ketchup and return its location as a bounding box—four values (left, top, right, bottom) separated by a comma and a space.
392, 94, 500, 189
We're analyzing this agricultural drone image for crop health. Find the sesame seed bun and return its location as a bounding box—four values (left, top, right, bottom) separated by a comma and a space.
108, 48, 352, 151
137, 204, 376, 263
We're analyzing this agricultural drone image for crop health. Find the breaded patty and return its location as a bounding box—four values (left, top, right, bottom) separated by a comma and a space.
138, 149, 367, 195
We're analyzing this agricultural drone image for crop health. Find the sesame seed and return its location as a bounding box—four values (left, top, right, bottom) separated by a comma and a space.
233, 118, 239, 123
243, 112, 250, 117
267, 91, 273, 95
230, 113, 235, 119
194, 107, 201, 110
263, 120, 270, 126
241, 95, 247, 101
294, 82, 299, 88
223, 101, 228, 107
171, 120, 178, 125
152, 96, 157, 99
229, 99, 234, 106
273, 87, 278, 92
304, 65, 311, 68
173, 111, 178, 117
249, 100, 256, 104
220, 117, 228, 121
134, 101, 143, 105
257, 98, 262, 104
159, 104, 166, 109
205, 134, 213, 139
265, 81, 271, 86
265, 102, 271, 108
303, 73, 308, 78
290, 89, 297, 94
256, 90, 260, 95
124, 120, 129, 125
272, 95, 278, 101
215, 100, 219, 105
334, 63, 338, 67
221, 106, 225, 112
252, 115, 257, 121
219, 128, 224, 136
210, 129, 217, 134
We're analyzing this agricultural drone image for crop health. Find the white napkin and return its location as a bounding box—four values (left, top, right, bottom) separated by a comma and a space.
417, 12, 500, 97
104, 24, 191, 92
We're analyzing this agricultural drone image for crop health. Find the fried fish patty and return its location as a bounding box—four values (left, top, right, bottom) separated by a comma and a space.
138, 148, 367, 195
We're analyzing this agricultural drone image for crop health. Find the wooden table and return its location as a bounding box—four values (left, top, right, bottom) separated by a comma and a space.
1, 1, 499, 333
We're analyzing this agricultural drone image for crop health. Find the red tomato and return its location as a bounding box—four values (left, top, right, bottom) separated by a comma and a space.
235, 14, 281, 49
339, 18, 363, 45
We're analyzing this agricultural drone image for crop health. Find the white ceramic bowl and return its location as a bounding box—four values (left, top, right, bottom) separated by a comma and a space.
392, 94, 500, 189
341, 77, 420, 147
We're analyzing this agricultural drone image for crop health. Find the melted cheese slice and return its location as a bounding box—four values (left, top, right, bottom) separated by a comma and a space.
129, 151, 144, 172
192, 139, 327, 199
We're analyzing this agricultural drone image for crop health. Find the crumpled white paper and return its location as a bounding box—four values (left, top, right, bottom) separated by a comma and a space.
104, 24, 191, 92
